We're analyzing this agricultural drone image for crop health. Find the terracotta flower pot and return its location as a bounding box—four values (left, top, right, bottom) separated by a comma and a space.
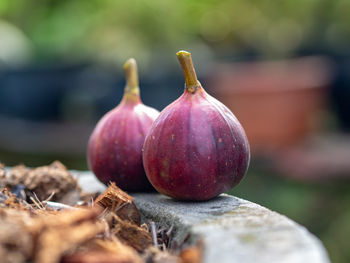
207, 57, 333, 153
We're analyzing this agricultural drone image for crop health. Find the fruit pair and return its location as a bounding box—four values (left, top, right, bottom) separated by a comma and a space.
87, 51, 250, 201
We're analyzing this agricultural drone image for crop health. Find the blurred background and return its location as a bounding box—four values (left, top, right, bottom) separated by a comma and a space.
0, 0, 350, 262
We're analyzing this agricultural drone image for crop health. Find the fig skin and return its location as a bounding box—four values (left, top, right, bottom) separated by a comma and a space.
87, 59, 159, 192
142, 51, 250, 201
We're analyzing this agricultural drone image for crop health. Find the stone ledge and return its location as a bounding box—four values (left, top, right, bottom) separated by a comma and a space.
74, 171, 330, 263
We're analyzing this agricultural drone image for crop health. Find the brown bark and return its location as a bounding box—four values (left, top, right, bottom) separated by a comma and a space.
95, 183, 141, 225
62, 238, 143, 263
111, 214, 152, 253
179, 246, 202, 263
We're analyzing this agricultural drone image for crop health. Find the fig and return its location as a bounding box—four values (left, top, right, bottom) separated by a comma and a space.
142, 51, 250, 201
87, 58, 160, 191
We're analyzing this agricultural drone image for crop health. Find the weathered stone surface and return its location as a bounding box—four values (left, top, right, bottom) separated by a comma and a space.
75, 171, 330, 263
73, 171, 106, 193
132, 194, 330, 263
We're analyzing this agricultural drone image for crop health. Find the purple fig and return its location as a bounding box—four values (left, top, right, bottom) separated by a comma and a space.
87, 58, 160, 191
142, 51, 250, 200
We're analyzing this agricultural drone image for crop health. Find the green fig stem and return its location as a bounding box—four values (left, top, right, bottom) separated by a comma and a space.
176, 50, 200, 93
123, 58, 140, 102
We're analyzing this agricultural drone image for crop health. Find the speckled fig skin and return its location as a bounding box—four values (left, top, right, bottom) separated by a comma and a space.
87, 59, 159, 192
142, 51, 250, 200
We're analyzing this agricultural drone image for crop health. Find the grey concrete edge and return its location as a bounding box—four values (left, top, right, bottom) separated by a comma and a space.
132, 193, 330, 263
74, 171, 330, 263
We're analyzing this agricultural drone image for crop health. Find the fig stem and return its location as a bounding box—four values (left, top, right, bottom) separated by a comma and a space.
176, 50, 200, 93
123, 58, 140, 97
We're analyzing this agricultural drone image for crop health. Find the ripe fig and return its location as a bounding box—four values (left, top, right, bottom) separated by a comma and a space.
87, 58, 160, 191
142, 51, 250, 200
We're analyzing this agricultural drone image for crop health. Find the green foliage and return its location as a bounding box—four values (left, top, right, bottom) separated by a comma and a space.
1, 0, 350, 63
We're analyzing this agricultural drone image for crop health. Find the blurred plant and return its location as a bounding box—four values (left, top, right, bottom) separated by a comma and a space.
0, 19, 32, 66
0, 0, 350, 66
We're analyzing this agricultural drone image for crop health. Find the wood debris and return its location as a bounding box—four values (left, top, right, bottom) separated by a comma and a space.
142, 246, 180, 263
0, 208, 34, 263
35, 210, 105, 263
0, 162, 203, 263
0, 161, 80, 203
95, 182, 141, 225
179, 246, 202, 263
0, 205, 105, 263
111, 213, 152, 252
0, 188, 32, 210
62, 238, 144, 263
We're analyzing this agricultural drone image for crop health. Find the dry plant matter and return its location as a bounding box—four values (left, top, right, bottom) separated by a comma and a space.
95, 182, 141, 225
0, 161, 80, 203
0, 162, 202, 263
